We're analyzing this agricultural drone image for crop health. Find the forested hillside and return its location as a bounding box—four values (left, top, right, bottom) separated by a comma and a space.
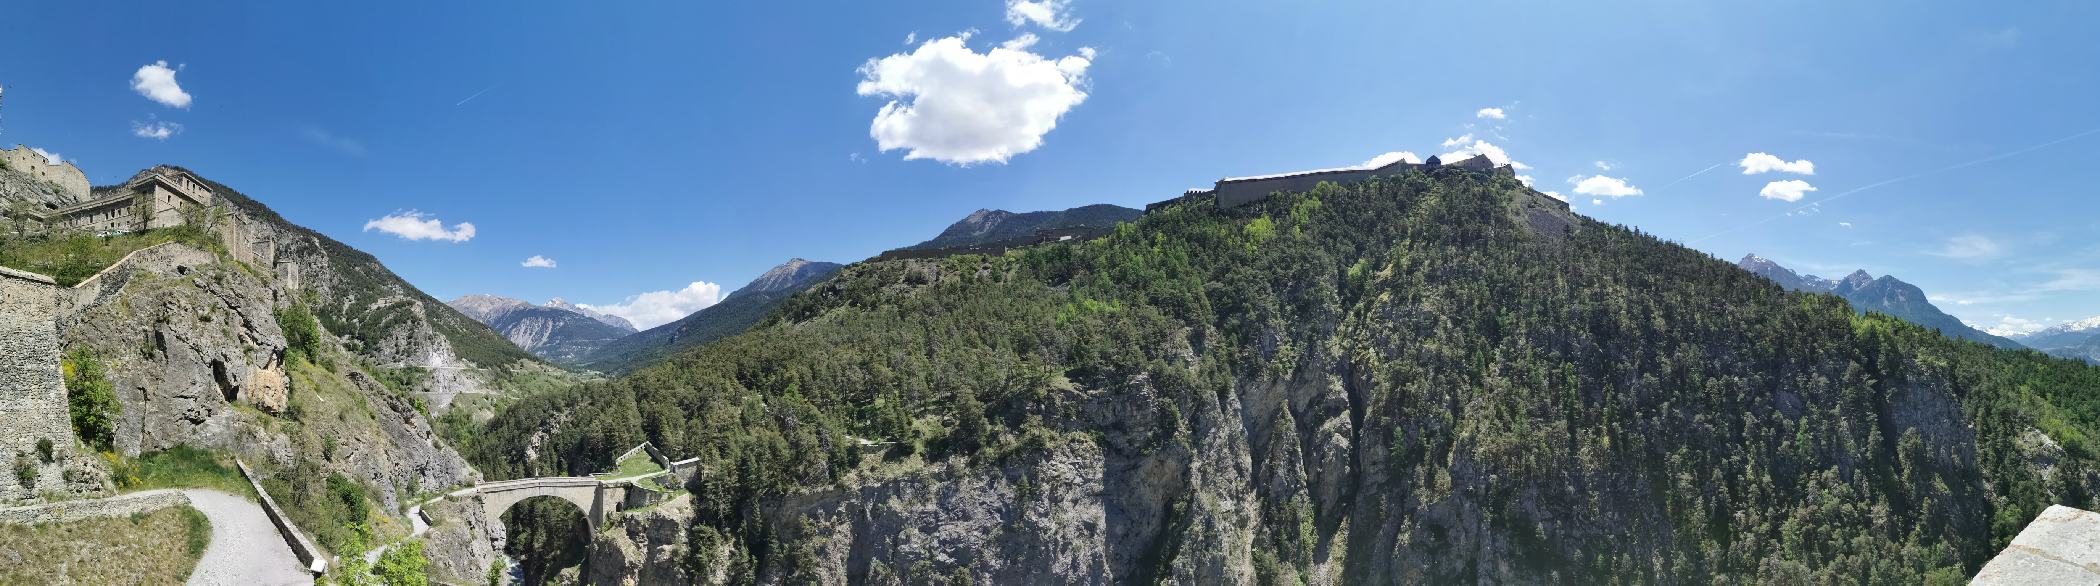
470, 167, 2100, 583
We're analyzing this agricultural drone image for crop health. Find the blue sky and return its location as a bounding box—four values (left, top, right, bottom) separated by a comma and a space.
3, 1, 2097, 332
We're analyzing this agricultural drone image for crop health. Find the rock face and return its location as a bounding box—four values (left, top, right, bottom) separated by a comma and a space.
1736, 254, 2024, 349
588, 494, 699, 585
422, 497, 503, 585
54, 242, 476, 509
1972, 505, 2100, 584
579, 258, 845, 374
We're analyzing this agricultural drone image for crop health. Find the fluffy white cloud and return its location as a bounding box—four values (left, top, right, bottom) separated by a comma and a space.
1593, 160, 1612, 171
131, 60, 192, 108
1739, 152, 1814, 175
1437, 139, 1528, 169
362, 211, 476, 242
1541, 190, 1567, 202
1362, 151, 1421, 168
1515, 174, 1535, 187
1569, 175, 1642, 198
1439, 133, 1474, 148
521, 255, 557, 268
132, 120, 182, 140
578, 281, 725, 330
29, 147, 63, 165
856, 34, 1093, 165
1006, 0, 1080, 31
1929, 233, 2004, 260
1475, 107, 1506, 120
1758, 179, 1817, 202
1983, 314, 2051, 337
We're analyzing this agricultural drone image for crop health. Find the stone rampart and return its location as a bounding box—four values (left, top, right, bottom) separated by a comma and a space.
0, 265, 76, 504
0, 490, 190, 525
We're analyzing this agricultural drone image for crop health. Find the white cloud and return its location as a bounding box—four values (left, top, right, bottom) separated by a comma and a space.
1591, 198, 1604, 206
1437, 139, 1528, 169
1983, 314, 2050, 337
132, 120, 182, 140
904, 31, 918, 45
1362, 151, 1420, 168
1758, 179, 1817, 202
578, 281, 725, 330
362, 211, 476, 242
1838, 221, 1853, 228
1475, 107, 1506, 120
1569, 174, 1643, 198
521, 255, 557, 268
1739, 152, 1814, 175
1001, 32, 1041, 51
29, 147, 63, 165
1515, 174, 1535, 187
1928, 233, 2004, 260
1439, 133, 1474, 148
1541, 190, 1567, 202
1593, 160, 1612, 171
856, 34, 1093, 165
131, 60, 192, 108
1006, 0, 1080, 32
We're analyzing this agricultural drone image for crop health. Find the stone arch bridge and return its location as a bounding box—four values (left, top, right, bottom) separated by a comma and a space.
440, 451, 702, 531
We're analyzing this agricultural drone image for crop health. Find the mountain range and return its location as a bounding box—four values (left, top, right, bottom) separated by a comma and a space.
575, 258, 845, 373
2011, 316, 2100, 364
899, 204, 1140, 252
1736, 254, 2025, 349
445, 295, 637, 364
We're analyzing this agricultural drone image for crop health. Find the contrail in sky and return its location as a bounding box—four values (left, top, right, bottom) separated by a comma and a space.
455, 85, 497, 107
1659, 161, 1730, 189
1688, 125, 2100, 245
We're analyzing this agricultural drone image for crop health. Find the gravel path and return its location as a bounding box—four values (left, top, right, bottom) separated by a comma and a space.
181, 489, 312, 586
363, 500, 433, 566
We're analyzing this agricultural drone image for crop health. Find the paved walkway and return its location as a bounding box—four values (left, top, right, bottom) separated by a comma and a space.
180, 489, 312, 586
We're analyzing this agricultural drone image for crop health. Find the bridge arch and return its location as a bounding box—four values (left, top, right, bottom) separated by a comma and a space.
467, 478, 620, 532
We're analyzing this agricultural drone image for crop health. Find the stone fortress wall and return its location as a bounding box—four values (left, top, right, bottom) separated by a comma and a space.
0, 144, 90, 201
0, 264, 81, 503
1150, 153, 1529, 213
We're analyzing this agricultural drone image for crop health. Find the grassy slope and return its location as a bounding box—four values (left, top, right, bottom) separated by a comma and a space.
0, 505, 210, 585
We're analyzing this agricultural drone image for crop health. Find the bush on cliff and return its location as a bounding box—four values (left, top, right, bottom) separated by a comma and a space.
60, 347, 120, 452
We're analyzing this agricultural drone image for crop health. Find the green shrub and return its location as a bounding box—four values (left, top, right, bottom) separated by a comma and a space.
116, 445, 252, 496
60, 348, 120, 452
277, 301, 322, 363
374, 539, 430, 586
12, 452, 35, 487
34, 439, 53, 464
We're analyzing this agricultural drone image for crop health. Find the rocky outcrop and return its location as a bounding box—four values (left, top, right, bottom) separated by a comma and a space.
423, 497, 504, 584
1973, 505, 2100, 584
54, 242, 478, 509
588, 494, 698, 585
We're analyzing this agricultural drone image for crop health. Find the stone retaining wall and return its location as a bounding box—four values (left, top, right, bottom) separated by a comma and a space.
0, 490, 189, 525
236, 458, 329, 575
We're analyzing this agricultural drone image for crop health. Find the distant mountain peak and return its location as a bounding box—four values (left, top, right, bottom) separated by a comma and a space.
1735, 254, 1837, 293
547, 297, 637, 331
905, 204, 1141, 252
729, 258, 846, 302
1736, 256, 2022, 350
